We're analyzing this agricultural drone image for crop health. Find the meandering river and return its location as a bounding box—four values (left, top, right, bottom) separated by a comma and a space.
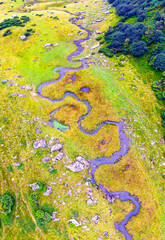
38, 14, 141, 240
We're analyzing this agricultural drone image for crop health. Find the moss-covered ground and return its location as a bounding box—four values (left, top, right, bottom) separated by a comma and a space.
0, 0, 164, 239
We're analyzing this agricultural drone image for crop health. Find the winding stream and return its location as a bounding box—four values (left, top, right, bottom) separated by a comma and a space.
38, 14, 141, 240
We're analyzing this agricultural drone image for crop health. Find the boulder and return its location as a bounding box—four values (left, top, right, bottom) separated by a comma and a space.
51, 143, 63, 152
13, 162, 20, 167
31, 182, 39, 191
35, 129, 42, 134
42, 156, 51, 163
33, 139, 47, 149
87, 199, 94, 205
103, 232, 109, 238
20, 35, 27, 41
51, 211, 60, 221
96, 30, 102, 34
66, 161, 84, 172
91, 43, 99, 50
76, 156, 89, 166
68, 219, 81, 227
67, 189, 72, 197
43, 185, 52, 196
52, 152, 64, 161
66, 156, 89, 172
106, 195, 116, 203
44, 43, 52, 47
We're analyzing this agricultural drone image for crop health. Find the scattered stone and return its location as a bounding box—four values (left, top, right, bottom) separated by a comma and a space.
103, 232, 109, 238
30, 182, 39, 191
67, 189, 72, 197
12, 14, 18, 18
19, 85, 32, 90
20, 35, 27, 41
53, 43, 59, 47
51, 211, 60, 221
1, 79, 10, 83
76, 156, 89, 166
35, 129, 42, 134
66, 161, 84, 172
66, 156, 89, 172
91, 43, 99, 50
107, 195, 116, 203
42, 156, 51, 163
44, 43, 52, 47
52, 152, 64, 161
96, 30, 102, 34
92, 215, 100, 221
68, 219, 81, 226
49, 166, 54, 172
13, 162, 20, 167
43, 185, 52, 196
33, 139, 47, 149
87, 199, 94, 205
51, 143, 63, 152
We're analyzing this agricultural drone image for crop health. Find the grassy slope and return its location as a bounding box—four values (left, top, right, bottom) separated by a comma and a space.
0, 0, 164, 239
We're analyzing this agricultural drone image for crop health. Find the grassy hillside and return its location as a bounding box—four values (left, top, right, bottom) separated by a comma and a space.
0, 0, 164, 239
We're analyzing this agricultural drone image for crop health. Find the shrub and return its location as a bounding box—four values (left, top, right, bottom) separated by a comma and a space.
28, 193, 38, 203
151, 53, 165, 71
151, 30, 163, 42
161, 110, 165, 120
130, 41, 148, 57
155, 91, 163, 100
96, 36, 102, 41
7, 165, 14, 173
20, 16, 30, 23
100, 40, 105, 44
1, 192, 14, 215
35, 210, 51, 226
3, 29, 12, 36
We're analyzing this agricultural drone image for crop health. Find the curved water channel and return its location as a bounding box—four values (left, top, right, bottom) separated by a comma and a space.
38, 14, 141, 240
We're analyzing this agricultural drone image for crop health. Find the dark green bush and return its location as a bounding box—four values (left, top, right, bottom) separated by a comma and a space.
161, 110, 165, 120
155, 91, 163, 100
1, 192, 14, 215
3, 29, 12, 36
96, 36, 102, 41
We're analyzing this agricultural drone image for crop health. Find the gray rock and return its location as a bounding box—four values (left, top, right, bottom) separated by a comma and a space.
35, 129, 42, 134
66, 156, 89, 172
52, 152, 64, 161
42, 156, 51, 163
49, 166, 54, 172
13, 162, 20, 167
19, 85, 32, 90
87, 199, 94, 205
67, 189, 72, 197
68, 219, 81, 226
33, 139, 47, 149
92, 215, 100, 221
66, 161, 84, 172
44, 43, 52, 47
103, 231, 108, 238
20, 35, 27, 41
76, 156, 89, 166
1, 79, 10, 83
96, 30, 102, 34
31, 182, 39, 191
51, 143, 63, 152
43, 185, 52, 196
51, 211, 60, 221
106, 195, 116, 203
